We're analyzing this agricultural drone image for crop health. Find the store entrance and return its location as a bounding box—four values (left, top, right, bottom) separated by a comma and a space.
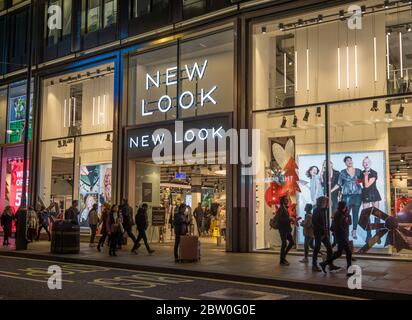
128, 159, 227, 250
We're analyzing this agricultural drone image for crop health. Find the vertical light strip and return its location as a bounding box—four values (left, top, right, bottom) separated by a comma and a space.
374, 36, 377, 82
386, 33, 390, 80
399, 32, 403, 78
68, 97, 71, 127
97, 95, 101, 125
284, 52, 287, 94
294, 51, 298, 92
72, 97, 76, 127
346, 46, 350, 89
102, 94, 106, 125
92, 96, 95, 126
306, 48, 309, 92
355, 44, 358, 88
338, 47, 341, 90
63, 99, 67, 128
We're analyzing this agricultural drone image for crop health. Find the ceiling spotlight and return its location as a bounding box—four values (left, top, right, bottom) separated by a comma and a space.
385, 102, 392, 114
58, 140, 62, 148
316, 107, 322, 117
106, 134, 112, 142
387, 28, 392, 35
280, 116, 287, 128
261, 26, 267, 34
361, 5, 366, 14
371, 100, 379, 112
407, 25, 412, 32
318, 14, 323, 22
107, 66, 112, 72
292, 115, 298, 127
407, 161, 411, 169
303, 109, 310, 121
279, 23, 285, 31
384, 0, 390, 9
396, 166, 400, 172
297, 19, 304, 26
339, 10, 345, 20
77, 74, 81, 79
50, 80, 54, 86
401, 154, 406, 162
400, 176, 403, 181
396, 104, 405, 118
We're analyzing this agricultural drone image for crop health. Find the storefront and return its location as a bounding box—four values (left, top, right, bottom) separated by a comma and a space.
124, 27, 235, 248
37, 63, 115, 227
251, 0, 412, 258
0, 81, 31, 214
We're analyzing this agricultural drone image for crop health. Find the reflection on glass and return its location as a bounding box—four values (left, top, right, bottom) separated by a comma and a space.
103, 0, 117, 28
87, 0, 101, 33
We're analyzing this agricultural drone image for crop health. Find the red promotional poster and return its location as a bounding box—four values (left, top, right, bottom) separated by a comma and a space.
9, 159, 29, 214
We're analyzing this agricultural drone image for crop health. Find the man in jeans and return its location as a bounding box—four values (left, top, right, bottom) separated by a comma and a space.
88, 203, 99, 247
132, 203, 154, 255
312, 196, 339, 272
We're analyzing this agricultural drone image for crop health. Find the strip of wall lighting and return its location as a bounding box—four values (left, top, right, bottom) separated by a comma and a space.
295, 51, 298, 92
374, 36, 377, 82
338, 47, 341, 90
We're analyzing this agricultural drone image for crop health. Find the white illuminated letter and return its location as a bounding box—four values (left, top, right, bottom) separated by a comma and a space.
179, 91, 195, 109
166, 67, 178, 86
201, 86, 217, 106
184, 130, 195, 142
129, 137, 139, 148
185, 60, 208, 81
141, 135, 149, 147
146, 71, 160, 90
198, 128, 209, 140
158, 95, 172, 113
141, 99, 153, 117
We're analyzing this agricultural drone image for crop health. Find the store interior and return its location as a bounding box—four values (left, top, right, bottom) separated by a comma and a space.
128, 160, 227, 248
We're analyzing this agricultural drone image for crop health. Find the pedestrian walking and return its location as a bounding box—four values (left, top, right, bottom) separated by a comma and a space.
65, 200, 80, 225
312, 196, 339, 272
97, 203, 110, 252
88, 203, 99, 247
132, 203, 154, 255
193, 203, 203, 236
173, 203, 189, 262
277, 196, 295, 266
300, 203, 315, 263
1, 206, 13, 246
320, 201, 354, 276
108, 205, 123, 257
36, 205, 51, 241
120, 199, 137, 249
26, 206, 38, 242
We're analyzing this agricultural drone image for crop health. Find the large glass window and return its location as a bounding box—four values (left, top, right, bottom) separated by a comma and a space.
0, 0, 6, 11
252, 1, 412, 257
82, 0, 117, 33
87, 0, 101, 33
39, 64, 114, 216
128, 29, 234, 125
41, 64, 114, 140
132, 0, 168, 18
7, 81, 32, 144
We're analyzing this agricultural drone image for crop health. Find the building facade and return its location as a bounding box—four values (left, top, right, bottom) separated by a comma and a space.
0, 0, 412, 259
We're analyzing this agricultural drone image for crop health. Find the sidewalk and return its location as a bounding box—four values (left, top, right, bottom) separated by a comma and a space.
0, 239, 411, 299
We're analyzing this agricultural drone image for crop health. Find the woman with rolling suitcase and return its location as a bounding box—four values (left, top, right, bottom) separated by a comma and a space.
173, 204, 189, 262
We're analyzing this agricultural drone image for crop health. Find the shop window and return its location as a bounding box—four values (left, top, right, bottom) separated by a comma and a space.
82, 0, 117, 33
128, 29, 234, 125
180, 30, 234, 119
7, 81, 32, 144
253, 106, 326, 251
0, 88, 6, 144
41, 64, 114, 140
9, 9, 28, 71
103, 0, 117, 28
0, 16, 6, 75
38, 139, 74, 214
182, 0, 231, 20
76, 133, 112, 227
0, 0, 5, 12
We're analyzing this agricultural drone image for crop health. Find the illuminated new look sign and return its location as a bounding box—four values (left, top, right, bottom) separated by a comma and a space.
141, 60, 217, 116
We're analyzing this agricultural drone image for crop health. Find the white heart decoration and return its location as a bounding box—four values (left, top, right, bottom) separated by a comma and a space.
272, 139, 295, 169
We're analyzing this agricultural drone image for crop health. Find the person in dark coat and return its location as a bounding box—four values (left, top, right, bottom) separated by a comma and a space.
132, 203, 154, 255
36, 205, 51, 241
108, 205, 122, 257
97, 203, 110, 252
120, 199, 137, 249
1, 206, 13, 246
277, 196, 295, 266
312, 196, 339, 272
320, 201, 354, 276
193, 203, 203, 236
65, 200, 80, 225
173, 203, 189, 262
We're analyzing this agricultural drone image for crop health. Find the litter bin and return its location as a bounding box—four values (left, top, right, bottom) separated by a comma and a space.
51, 220, 80, 254
15, 208, 28, 251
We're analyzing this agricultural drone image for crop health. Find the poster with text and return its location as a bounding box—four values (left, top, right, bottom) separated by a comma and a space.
9, 159, 29, 213
297, 151, 387, 249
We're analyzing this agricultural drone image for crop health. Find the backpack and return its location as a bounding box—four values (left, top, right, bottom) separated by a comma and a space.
269, 214, 279, 230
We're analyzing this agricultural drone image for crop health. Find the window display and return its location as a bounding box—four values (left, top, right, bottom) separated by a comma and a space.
7, 82, 32, 144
